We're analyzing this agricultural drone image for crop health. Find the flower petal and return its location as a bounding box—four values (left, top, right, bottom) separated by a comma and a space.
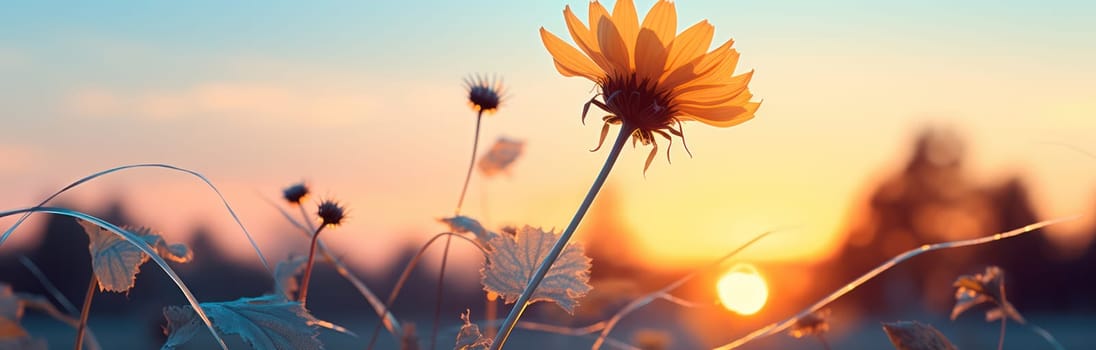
597, 16, 631, 77
678, 101, 759, 127
588, 1, 611, 49
673, 70, 753, 103
641, 1, 676, 48
611, 0, 640, 67
663, 20, 714, 73
635, 1, 675, 82
541, 28, 604, 81
564, 5, 614, 76
661, 37, 735, 90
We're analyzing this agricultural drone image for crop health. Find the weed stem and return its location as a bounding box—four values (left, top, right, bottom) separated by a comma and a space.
298, 225, 327, 305
74, 276, 96, 350
455, 110, 484, 215
365, 232, 488, 350
491, 123, 633, 350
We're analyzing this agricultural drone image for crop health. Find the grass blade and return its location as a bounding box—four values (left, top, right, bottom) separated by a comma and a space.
0, 207, 229, 350
0, 163, 271, 274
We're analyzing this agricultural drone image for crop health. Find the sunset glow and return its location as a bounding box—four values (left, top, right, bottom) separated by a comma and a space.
717, 263, 769, 316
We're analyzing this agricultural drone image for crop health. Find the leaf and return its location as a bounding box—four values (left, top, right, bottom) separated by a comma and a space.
77, 219, 192, 293
439, 215, 497, 246
480, 225, 592, 313
882, 321, 956, 350
161, 295, 322, 350
950, 266, 1024, 323
454, 310, 491, 350
477, 137, 524, 177
788, 309, 830, 339
273, 256, 309, 300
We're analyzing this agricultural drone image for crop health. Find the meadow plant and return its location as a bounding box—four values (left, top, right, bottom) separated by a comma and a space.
0, 0, 1084, 349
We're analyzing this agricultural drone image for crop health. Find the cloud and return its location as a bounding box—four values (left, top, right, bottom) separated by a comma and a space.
65, 81, 378, 126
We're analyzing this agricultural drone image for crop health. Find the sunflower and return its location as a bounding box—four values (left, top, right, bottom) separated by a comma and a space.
540, 0, 759, 170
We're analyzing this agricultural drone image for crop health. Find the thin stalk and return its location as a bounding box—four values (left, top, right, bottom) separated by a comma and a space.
298, 225, 327, 305
817, 334, 832, 350
997, 318, 1006, 350
365, 232, 488, 350
268, 197, 403, 336
491, 123, 633, 350
485, 292, 498, 339
429, 236, 453, 350
455, 110, 484, 215
74, 277, 96, 350
713, 216, 1078, 350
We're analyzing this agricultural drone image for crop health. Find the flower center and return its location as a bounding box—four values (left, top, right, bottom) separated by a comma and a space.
601, 74, 676, 142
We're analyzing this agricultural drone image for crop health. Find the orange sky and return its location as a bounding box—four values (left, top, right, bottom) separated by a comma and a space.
1, 0, 1094, 274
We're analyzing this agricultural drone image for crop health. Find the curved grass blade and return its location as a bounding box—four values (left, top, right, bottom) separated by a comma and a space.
714, 216, 1079, 350
0, 207, 228, 350
0, 163, 271, 274
591, 230, 775, 349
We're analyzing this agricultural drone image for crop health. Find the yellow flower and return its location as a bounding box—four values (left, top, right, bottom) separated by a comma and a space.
540, 0, 759, 170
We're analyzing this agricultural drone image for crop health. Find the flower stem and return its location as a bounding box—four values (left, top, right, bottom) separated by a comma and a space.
455, 110, 484, 215
298, 225, 326, 306
74, 276, 96, 350
997, 318, 1006, 350
490, 123, 633, 350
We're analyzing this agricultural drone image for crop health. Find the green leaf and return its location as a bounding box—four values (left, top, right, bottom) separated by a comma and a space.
480, 225, 592, 313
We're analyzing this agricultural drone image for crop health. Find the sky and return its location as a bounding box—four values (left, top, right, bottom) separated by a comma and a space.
1, 0, 1094, 275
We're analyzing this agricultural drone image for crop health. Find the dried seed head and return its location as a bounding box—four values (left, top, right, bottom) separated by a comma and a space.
282, 183, 310, 205
464, 74, 504, 114
316, 200, 346, 227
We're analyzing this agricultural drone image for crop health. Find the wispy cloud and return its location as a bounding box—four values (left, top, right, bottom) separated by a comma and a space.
65, 81, 378, 126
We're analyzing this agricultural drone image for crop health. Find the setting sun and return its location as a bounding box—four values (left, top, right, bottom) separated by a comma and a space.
717, 263, 769, 316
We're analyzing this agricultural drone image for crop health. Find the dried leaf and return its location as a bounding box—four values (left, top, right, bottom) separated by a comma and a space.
440, 215, 497, 246
0, 283, 47, 349
951, 266, 1024, 323
454, 310, 491, 350
77, 219, 191, 293
788, 309, 830, 339
477, 137, 524, 177
882, 321, 956, 350
480, 225, 592, 313
160, 295, 322, 350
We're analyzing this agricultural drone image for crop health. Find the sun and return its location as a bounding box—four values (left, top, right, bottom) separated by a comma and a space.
716, 263, 769, 315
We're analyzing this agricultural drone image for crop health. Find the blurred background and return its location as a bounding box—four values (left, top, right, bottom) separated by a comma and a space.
1, 0, 1094, 349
